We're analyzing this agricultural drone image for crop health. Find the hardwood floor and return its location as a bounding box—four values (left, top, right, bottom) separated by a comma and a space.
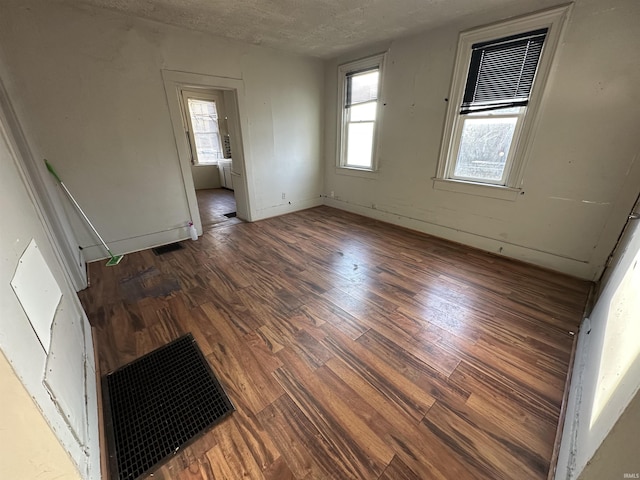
196, 188, 240, 229
79, 206, 590, 480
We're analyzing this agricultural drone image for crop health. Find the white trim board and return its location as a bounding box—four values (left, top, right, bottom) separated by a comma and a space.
323, 198, 595, 280
161, 70, 254, 231
81, 226, 191, 262
253, 196, 324, 222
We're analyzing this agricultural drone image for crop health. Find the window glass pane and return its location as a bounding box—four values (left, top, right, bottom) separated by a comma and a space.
346, 122, 374, 167
187, 98, 223, 163
193, 134, 221, 163
454, 117, 517, 182
348, 70, 379, 105
349, 102, 377, 122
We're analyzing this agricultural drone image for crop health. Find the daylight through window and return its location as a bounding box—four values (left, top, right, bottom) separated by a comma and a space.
187, 98, 223, 164
338, 54, 385, 171
452, 30, 547, 184
435, 6, 569, 196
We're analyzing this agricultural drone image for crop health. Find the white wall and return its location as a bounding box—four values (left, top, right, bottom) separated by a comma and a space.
323, 0, 640, 280
0, 106, 100, 478
0, 0, 324, 261
555, 212, 640, 478
191, 165, 221, 190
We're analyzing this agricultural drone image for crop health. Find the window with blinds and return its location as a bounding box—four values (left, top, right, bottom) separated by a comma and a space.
461, 29, 548, 114
434, 6, 569, 194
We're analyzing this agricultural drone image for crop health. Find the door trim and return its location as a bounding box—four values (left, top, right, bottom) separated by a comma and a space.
161, 70, 254, 234
0, 75, 87, 290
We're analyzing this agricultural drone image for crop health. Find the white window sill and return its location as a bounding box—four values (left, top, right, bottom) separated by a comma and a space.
335, 166, 379, 179
193, 162, 219, 167
432, 177, 521, 201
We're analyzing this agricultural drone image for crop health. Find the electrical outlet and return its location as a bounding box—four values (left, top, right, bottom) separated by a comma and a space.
282, 192, 286, 200
330, 191, 334, 198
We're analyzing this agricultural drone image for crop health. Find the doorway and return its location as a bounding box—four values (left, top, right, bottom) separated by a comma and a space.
180, 87, 241, 230
196, 188, 239, 229
162, 70, 253, 237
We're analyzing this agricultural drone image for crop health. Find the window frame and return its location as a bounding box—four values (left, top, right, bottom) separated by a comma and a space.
337, 53, 386, 172
447, 106, 527, 185
180, 89, 227, 166
434, 5, 571, 200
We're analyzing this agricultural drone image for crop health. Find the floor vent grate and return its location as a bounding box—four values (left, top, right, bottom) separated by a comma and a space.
103, 334, 234, 480
151, 243, 184, 256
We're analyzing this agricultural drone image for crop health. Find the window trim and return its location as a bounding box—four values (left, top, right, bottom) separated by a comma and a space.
336, 53, 386, 172
435, 5, 571, 197
180, 89, 227, 166
447, 106, 528, 185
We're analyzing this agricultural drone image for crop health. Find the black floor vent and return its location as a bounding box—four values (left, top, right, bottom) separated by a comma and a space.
103, 334, 234, 480
151, 242, 184, 256
223, 212, 237, 218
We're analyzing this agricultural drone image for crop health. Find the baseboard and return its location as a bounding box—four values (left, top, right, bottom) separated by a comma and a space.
547, 318, 581, 480
253, 196, 324, 221
91, 326, 109, 480
323, 197, 595, 280
83, 227, 190, 262
83, 197, 325, 262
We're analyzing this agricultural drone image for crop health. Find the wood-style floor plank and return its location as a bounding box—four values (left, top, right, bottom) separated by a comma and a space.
79, 205, 590, 479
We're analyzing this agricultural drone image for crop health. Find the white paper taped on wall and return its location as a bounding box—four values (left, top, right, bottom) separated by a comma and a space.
10, 238, 62, 352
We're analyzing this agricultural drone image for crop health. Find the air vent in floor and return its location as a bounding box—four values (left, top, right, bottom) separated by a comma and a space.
151, 243, 184, 256
103, 334, 234, 480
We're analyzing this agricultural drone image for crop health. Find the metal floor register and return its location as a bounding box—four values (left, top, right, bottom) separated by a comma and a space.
103, 334, 234, 480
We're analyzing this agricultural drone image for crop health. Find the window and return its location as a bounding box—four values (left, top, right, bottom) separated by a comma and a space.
181, 90, 228, 165
337, 54, 385, 171
435, 6, 570, 198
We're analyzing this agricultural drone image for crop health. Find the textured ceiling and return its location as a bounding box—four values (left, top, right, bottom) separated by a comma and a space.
58, 0, 553, 58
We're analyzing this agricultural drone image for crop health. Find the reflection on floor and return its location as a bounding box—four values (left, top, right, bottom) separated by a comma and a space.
196, 188, 241, 229
81, 206, 591, 480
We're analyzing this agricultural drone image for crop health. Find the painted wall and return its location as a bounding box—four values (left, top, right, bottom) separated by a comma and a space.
323, 0, 640, 280
0, 109, 100, 478
0, 0, 324, 261
578, 391, 640, 480
0, 352, 81, 480
555, 213, 640, 478
191, 165, 221, 190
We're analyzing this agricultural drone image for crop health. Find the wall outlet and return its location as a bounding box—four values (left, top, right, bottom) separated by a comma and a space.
282, 192, 286, 200
330, 191, 334, 198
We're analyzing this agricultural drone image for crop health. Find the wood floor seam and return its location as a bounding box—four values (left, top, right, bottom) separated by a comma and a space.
80, 205, 590, 480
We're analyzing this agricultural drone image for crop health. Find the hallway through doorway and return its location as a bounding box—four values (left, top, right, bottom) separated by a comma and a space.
196, 188, 241, 230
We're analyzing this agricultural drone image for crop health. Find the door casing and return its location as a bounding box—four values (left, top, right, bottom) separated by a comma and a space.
162, 70, 253, 234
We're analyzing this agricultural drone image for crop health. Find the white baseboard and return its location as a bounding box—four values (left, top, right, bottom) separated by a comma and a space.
82, 227, 190, 262
84, 197, 324, 262
253, 196, 324, 221
553, 319, 591, 480
323, 197, 595, 280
